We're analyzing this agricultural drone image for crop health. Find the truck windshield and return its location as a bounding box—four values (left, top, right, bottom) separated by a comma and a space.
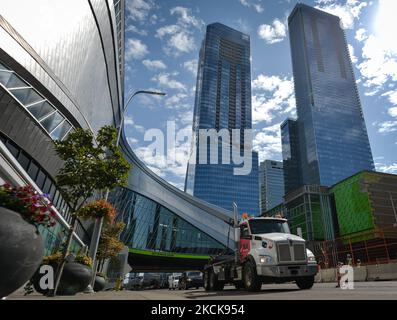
249, 219, 290, 234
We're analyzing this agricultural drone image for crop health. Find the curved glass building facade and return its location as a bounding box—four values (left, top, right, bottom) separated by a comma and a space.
0, 0, 125, 253
110, 187, 230, 271
0, 1, 234, 273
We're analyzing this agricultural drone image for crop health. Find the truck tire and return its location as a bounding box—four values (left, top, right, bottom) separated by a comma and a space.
243, 262, 262, 292
209, 268, 224, 291
296, 276, 315, 290
203, 270, 211, 291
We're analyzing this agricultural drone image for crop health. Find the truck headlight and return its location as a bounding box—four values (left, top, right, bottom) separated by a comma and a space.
260, 256, 273, 264
308, 256, 316, 263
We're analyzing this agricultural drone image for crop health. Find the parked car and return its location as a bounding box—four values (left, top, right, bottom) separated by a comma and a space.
178, 271, 203, 290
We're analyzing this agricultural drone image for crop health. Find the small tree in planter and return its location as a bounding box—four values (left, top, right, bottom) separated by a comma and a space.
0, 184, 56, 297
97, 220, 125, 272
52, 125, 131, 295
77, 200, 125, 291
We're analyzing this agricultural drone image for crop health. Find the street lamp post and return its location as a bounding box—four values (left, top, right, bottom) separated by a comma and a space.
86, 90, 165, 292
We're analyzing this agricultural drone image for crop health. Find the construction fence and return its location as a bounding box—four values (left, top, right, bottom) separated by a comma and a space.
308, 226, 397, 269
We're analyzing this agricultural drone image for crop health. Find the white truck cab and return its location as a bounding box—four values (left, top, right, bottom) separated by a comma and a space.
204, 216, 318, 292
168, 273, 182, 290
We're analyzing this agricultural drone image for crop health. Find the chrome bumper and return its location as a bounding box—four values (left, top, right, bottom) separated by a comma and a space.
257, 264, 317, 278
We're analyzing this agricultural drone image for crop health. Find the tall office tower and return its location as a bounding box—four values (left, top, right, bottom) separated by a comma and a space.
259, 160, 285, 214
185, 23, 259, 216
281, 119, 302, 194
287, 4, 375, 187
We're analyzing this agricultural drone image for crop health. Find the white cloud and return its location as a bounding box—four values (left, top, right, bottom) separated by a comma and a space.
125, 25, 148, 36
156, 25, 180, 38
378, 121, 397, 133
151, 73, 187, 91
127, 137, 138, 146
238, 0, 264, 13
125, 38, 149, 60
252, 74, 296, 124
170, 6, 203, 28
388, 107, 397, 118
383, 90, 397, 106
355, 28, 367, 42
142, 59, 167, 70
257, 19, 287, 44
375, 162, 397, 174
357, 35, 397, 89
253, 123, 282, 162
165, 93, 189, 109
183, 59, 198, 76
134, 123, 192, 184
126, 0, 154, 22
124, 116, 145, 132
315, 0, 368, 29
352, 0, 397, 134
348, 44, 358, 64
168, 32, 196, 54
155, 7, 203, 56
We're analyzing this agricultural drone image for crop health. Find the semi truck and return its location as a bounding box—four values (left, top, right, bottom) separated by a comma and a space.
203, 206, 318, 292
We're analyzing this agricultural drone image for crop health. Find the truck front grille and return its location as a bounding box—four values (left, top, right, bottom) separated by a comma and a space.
293, 243, 306, 261
277, 242, 306, 263
277, 244, 292, 262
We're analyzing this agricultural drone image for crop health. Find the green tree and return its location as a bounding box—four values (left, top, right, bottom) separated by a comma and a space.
52, 125, 131, 295
97, 221, 126, 272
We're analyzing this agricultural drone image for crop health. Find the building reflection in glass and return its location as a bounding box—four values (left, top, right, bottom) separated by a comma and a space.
110, 187, 227, 255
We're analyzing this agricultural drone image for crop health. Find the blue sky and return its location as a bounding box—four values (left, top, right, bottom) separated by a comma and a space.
123, 0, 397, 190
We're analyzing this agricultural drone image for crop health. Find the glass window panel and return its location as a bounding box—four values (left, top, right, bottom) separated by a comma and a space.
17, 151, 30, 170
53, 189, 60, 207
0, 72, 28, 89
9, 88, 43, 106
36, 170, 46, 189
5, 140, 19, 158
40, 111, 64, 133
27, 101, 55, 120
49, 183, 56, 201
0, 71, 12, 87
43, 177, 52, 194
27, 161, 39, 180
51, 120, 72, 140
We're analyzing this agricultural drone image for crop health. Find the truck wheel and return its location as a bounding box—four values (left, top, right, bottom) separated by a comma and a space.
243, 262, 262, 292
296, 276, 315, 290
203, 270, 211, 291
209, 269, 224, 291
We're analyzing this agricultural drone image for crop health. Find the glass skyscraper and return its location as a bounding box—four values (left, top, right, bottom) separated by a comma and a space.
259, 160, 285, 214
281, 119, 303, 194
286, 4, 375, 188
185, 23, 259, 216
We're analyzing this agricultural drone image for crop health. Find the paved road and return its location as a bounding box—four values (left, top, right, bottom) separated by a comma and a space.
6, 281, 397, 300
